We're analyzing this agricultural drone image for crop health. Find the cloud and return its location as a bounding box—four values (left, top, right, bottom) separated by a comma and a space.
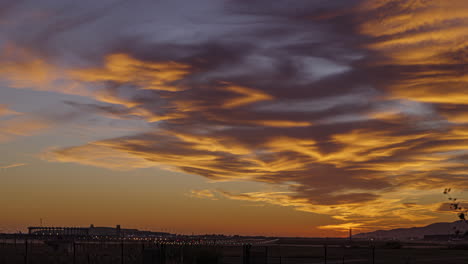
437, 202, 468, 212
0, 116, 50, 142
2, 0, 468, 233
42, 143, 156, 171
221, 84, 273, 109
0, 45, 59, 89
0, 105, 19, 117
318, 223, 364, 232
219, 189, 445, 231
189, 189, 218, 200
0, 163, 26, 169
358, 0, 468, 107
69, 53, 191, 92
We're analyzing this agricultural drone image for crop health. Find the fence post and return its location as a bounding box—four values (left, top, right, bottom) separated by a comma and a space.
242, 244, 246, 264
279, 245, 282, 264
179, 244, 182, 263
265, 246, 268, 264
121, 240, 124, 264
372, 245, 375, 264
405, 256, 411, 264
24, 239, 28, 264
324, 244, 327, 264
342, 245, 345, 264
243, 244, 251, 264
73, 241, 76, 264
160, 243, 166, 264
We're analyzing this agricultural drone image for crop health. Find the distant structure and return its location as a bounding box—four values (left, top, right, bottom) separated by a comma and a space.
423, 234, 464, 241
28, 226, 89, 236
28, 225, 170, 238
349, 228, 352, 241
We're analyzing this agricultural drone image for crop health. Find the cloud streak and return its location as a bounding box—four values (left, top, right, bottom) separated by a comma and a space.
189, 189, 218, 200
0, 163, 26, 169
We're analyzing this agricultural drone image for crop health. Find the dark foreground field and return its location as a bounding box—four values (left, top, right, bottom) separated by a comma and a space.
1, 240, 468, 264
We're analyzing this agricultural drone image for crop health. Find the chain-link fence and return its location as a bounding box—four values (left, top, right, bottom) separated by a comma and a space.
1, 240, 468, 264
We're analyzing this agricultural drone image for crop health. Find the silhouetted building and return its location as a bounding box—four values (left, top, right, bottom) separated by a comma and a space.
28, 224, 171, 238
28, 226, 89, 236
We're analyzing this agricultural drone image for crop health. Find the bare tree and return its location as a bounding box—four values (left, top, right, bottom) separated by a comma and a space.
443, 188, 468, 237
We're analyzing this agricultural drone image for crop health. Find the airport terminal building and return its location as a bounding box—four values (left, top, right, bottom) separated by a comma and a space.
27, 224, 170, 237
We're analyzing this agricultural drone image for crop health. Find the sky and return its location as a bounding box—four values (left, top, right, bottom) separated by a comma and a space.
0, 0, 467, 237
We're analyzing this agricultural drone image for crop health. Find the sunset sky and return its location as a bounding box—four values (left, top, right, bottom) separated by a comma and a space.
0, 0, 467, 237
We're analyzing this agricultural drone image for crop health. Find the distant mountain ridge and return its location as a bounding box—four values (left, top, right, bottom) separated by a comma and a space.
354, 221, 468, 239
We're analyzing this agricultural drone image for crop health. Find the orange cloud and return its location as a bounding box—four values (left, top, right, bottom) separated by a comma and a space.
0, 47, 191, 116
0, 163, 26, 169
0, 105, 18, 117
264, 137, 322, 160
250, 120, 313, 128
189, 189, 218, 200
219, 189, 444, 233
359, 0, 468, 109
441, 112, 468, 124
222, 85, 273, 109
0, 45, 59, 88
318, 223, 363, 232
70, 53, 190, 92
0, 116, 50, 142
172, 132, 251, 155
323, 129, 427, 166
42, 143, 156, 171
360, 0, 468, 65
